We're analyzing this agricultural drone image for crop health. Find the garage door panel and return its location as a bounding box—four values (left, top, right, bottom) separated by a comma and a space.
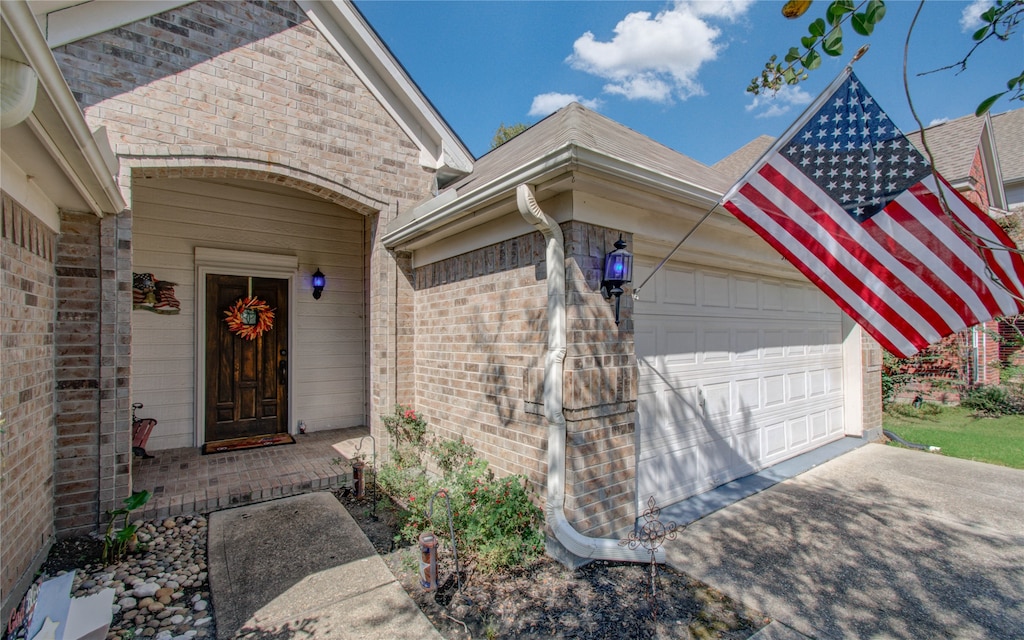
664, 329, 697, 365
701, 272, 730, 307
762, 282, 783, 310
636, 259, 846, 510
665, 266, 697, 306
829, 407, 845, 435
702, 382, 731, 417
736, 377, 760, 412
736, 330, 760, 359
734, 276, 759, 309
809, 369, 827, 397
788, 416, 810, 448
763, 420, 788, 458
810, 411, 829, 440
701, 329, 731, 363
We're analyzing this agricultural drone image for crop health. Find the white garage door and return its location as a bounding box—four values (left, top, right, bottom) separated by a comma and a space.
633, 260, 846, 510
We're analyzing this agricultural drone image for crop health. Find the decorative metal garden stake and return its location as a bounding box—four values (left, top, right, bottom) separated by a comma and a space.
619, 495, 682, 621
354, 435, 377, 514
428, 489, 462, 594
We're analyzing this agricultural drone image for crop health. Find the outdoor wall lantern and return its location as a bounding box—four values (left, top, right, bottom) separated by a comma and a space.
601, 234, 633, 325
311, 268, 326, 300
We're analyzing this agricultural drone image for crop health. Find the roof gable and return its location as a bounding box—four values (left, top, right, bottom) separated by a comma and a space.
29, 0, 472, 181
907, 111, 1006, 210
449, 102, 732, 196
712, 134, 775, 185
992, 108, 1024, 184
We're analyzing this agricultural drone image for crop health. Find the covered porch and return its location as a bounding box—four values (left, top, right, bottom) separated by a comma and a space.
130, 427, 368, 522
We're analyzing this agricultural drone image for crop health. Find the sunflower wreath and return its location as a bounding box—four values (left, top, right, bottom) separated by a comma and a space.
224, 295, 275, 340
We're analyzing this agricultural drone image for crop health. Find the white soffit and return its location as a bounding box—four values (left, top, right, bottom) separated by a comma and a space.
33, 0, 193, 47
297, 0, 473, 177
3, 0, 125, 216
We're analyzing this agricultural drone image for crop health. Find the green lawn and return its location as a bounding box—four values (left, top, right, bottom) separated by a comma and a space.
883, 405, 1024, 469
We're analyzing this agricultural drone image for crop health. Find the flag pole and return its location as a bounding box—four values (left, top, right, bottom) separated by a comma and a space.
632, 46, 871, 301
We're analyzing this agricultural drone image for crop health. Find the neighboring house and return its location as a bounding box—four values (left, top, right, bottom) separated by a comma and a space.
903, 109, 1023, 392
992, 109, 1024, 211
0, 0, 884, 617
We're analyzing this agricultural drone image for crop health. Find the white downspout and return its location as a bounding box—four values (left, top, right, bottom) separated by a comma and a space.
516, 183, 658, 564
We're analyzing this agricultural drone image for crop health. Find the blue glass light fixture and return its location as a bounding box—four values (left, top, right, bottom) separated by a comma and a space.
601, 234, 633, 325
311, 268, 326, 300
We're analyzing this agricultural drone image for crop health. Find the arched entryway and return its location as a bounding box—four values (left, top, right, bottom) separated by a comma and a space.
129, 171, 371, 451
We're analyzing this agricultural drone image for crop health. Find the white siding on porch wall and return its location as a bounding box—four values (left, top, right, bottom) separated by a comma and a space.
131, 177, 366, 450
632, 256, 846, 510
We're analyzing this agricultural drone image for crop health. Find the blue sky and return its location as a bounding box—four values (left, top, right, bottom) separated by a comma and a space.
353, 0, 1021, 166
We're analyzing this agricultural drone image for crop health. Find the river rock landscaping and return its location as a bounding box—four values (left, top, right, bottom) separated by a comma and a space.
16, 491, 767, 640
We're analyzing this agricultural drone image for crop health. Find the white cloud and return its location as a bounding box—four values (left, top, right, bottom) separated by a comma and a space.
528, 92, 602, 117
566, 0, 754, 102
959, 0, 991, 32
745, 84, 813, 119
928, 117, 951, 127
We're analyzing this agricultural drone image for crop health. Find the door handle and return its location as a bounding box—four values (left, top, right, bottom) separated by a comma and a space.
278, 359, 287, 386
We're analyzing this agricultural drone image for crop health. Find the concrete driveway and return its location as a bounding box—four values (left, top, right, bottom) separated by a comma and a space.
664, 443, 1024, 639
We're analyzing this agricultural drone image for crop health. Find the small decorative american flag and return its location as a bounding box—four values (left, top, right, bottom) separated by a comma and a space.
722, 70, 1024, 357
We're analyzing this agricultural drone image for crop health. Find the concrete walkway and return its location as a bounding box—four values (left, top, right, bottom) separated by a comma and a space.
208, 492, 442, 639
664, 444, 1024, 640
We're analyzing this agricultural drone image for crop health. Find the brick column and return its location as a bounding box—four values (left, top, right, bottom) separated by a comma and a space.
862, 333, 883, 438
54, 209, 132, 536
561, 222, 637, 538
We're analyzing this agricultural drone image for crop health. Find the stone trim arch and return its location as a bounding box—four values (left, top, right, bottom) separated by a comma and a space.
121, 156, 388, 217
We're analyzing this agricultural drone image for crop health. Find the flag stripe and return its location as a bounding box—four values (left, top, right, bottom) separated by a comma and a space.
724, 195, 917, 356
861, 202, 986, 328
759, 160, 959, 337
720, 70, 1024, 358
927, 175, 1024, 313
881, 188, 1002, 320
730, 181, 929, 355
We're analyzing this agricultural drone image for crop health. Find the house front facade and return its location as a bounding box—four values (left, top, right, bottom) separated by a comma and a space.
2, 0, 883, 617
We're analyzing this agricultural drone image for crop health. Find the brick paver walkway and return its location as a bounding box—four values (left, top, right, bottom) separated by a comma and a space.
131, 427, 368, 521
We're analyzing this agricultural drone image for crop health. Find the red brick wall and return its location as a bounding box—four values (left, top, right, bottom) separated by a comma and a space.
1, 194, 57, 609
52, 210, 133, 536
412, 231, 549, 486
411, 222, 639, 538
967, 147, 990, 211
49, 0, 437, 532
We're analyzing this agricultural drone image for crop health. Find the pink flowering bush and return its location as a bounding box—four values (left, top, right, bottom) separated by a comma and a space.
382, 403, 428, 468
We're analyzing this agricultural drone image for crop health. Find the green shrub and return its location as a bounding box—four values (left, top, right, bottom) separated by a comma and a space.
375, 409, 544, 573
881, 352, 914, 409
959, 385, 1024, 417
886, 401, 943, 419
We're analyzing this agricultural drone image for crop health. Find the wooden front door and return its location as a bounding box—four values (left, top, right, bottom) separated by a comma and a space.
205, 274, 288, 443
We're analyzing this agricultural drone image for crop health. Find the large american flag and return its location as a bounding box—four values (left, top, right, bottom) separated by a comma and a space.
722, 70, 1024, 358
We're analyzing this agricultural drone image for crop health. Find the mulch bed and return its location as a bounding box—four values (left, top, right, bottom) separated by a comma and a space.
335, 487, 769, 639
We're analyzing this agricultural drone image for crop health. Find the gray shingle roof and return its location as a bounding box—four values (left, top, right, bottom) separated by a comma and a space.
905, 113, 988, 182
992, 108, 1024, 183
712, 135, 775, 185
445, 102, 732, 196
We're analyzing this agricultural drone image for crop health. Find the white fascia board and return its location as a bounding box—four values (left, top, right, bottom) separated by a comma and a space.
382, 143, 725, 250
35, 0, 193, 47
1, 149, 60, 232
979, 116, 1007, 210
298, 0, 473, 176
3, 0, 126, 216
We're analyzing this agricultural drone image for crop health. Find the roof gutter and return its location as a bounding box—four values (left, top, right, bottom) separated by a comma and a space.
516, 183, 658, 565
1, 0, 125, 216
384, 143, 724, 251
